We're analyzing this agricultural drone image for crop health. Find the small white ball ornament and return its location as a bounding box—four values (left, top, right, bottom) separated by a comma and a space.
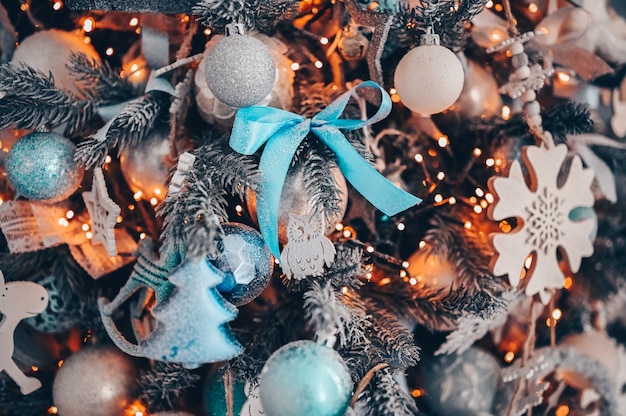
203, 24, 276, 108
11, 29, 100, 94
394, 28, 465, 115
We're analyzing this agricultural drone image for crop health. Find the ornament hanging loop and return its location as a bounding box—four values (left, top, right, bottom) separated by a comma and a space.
420, 26, 440, 46
225, 23, 246, 36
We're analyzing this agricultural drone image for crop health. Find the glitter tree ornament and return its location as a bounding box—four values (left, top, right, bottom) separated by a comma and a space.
259, 340, 352, 416
5, 132, 84, 203
203, 24, 276, 108
101, 259, 243, 368
393, 27, 465, 115
488, 143, 596, 304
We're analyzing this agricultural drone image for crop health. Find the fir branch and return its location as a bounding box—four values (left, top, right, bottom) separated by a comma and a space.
256, 0, 300, 33
67, 52, 134, 104
439, 0, 488, 51
365, 305, 420, 368
193, 0, 259, 32
0, 63, 92, 130
302, 150, 345, 221
303, 280, 351, 346
543, 101, 594, 143
75, 92, 169, 168
0, 378, 52, 416
366, 368, 418, 416
138, 362, 200, 412
0, 247, 62, 279
193, 138, 261, 200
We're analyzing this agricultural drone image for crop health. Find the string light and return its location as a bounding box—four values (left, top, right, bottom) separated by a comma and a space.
116, 215, 123, 224
320, 37, 329, 45
139, 232, 146, 239
556, 71, 571, 83
204, 28, 212, 36
418, 240, 426, 249
65, 210, 74, 219
552, 308, 562, 320
83, 17, 95, 33
105, 47, 114, 56
57, 218, 69, 227
563, 276, 573, 289
436, 172, 445, 180
48, 406, 58, 415
366, 245, 375, 253
486, 158, 495, 167
314, 60, 323, 69
291, 62, 300, 71
104, 155, 112, 164
81, 224, 90, 231
409, 277, 417, 285
129, 17, 139, 27
397, 223, 405, 231
414, 153, 424, 163
402, 261, 409, 268
528, 2, 538, 13
150, 197, 158, 206
133, 191, 143, 201
473, 205, 483, 214
85, 231, 93, 239
473, 147, 482, 157
501, 105, 511, 120
52, 1, 63, 11
434, 194, 443, 203
20, 3, 29, 11
411, 389, 425, 398
464, 221, 472, 229
485, 193, 494, 203
504, 351, 515, 363
556, 405, 569, 416
437, 135, 449, 147
475, 188, 484, 197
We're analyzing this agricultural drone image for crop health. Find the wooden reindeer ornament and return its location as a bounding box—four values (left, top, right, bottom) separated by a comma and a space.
0, 271, 48, 394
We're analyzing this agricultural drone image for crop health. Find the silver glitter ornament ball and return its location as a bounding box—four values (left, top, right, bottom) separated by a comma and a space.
212, 223, 274, 306
203, 27, 276, 108
6, 132, 84, 203
53, 346, 138, 416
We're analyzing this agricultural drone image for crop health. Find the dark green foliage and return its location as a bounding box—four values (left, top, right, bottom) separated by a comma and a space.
138, 362, 200, 412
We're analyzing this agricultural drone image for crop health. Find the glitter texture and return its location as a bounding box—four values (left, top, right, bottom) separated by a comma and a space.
259, 340, 352, 416
6, 132, 84, 203
213, 223, 274, 306
204, 33, 276, 108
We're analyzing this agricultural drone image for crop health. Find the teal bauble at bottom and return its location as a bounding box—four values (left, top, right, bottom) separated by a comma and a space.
203, 371, 247, 416
259, 340, 352, 416
5, 132, 83, 203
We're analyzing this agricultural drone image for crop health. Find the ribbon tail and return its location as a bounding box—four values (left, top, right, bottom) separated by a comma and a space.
255, 122, 310, 259
315, 127, 421, 216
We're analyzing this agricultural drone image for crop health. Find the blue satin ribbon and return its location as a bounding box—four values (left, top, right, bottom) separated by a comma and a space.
230, 81, 421, 258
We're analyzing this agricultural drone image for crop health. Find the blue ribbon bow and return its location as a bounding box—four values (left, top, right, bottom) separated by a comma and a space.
230, 81, 421, 259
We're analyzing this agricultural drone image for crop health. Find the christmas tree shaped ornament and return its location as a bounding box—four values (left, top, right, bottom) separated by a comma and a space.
211, 223, 274, 306
83, 167, 121, 257
0, 271, 48, 395
203, 23, 276, 108
393, 27, 465, 115
259, 340, 352, 416
5, 132, 84, 203
280, 212, 336, 280
101, 258, 243, 368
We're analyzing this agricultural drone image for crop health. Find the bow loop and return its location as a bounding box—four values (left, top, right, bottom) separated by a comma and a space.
230, 81, 421, 259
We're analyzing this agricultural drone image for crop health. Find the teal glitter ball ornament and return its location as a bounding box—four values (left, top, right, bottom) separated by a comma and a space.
419, 347, 501, 416
212, 223, 274, 306
203, 24, 276, 108
24, 274, 82, 333
5, 132, 84, 203
203, 371, 248, 416
259, 340, 352, 416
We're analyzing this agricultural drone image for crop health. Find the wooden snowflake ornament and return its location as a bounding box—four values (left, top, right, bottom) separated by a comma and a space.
488, 144, 596, 304
83, 168, 121, 257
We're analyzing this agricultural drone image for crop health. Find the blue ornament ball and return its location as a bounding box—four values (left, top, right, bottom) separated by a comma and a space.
420, 347, 501, 416
259, 340, 352, 416
5, 132, 84, 202
203, 371, 248, 416
212, 223, 274, 306
24, 274, 82, 333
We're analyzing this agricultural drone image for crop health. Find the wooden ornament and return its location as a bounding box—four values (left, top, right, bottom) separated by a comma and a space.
83, 168, 121, 257
488, 144, 596, 304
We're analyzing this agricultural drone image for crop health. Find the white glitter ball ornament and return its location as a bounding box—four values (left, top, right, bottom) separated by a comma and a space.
203, 24, 276, 108
11, 29, 100, 94
394, 29, 464, 115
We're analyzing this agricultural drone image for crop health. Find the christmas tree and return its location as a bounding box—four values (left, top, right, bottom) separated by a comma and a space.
0, 0, 626, 415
